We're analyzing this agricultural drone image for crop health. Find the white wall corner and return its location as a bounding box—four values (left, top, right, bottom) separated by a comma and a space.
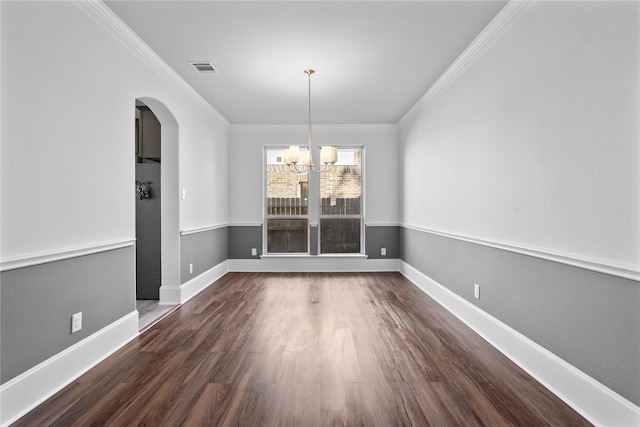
0, 311, 139, 427
399, 261, 640, 427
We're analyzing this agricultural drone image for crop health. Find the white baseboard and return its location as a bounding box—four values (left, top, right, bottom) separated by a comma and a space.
228, 257, 401, 272
0, 311, 139, 427
399, 261, 640, 427
160, 261, 229, 305
159, 284, 182, 305
178, 260, 229, 304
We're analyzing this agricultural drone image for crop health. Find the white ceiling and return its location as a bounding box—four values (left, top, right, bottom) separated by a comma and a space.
105, 1, 507, 124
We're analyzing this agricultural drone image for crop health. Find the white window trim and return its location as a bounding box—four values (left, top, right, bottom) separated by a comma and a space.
263, 145, 365, 256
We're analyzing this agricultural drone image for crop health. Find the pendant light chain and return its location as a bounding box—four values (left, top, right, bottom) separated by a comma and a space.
306, 69, 314, 155
283, 69, 337, 173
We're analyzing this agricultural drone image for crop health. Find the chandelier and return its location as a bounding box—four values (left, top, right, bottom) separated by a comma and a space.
283, 69, 337, 173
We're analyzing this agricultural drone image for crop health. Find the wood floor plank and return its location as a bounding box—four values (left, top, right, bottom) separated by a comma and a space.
11, 272, 591, 426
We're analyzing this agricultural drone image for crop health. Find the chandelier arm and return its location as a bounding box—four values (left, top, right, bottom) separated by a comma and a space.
318, 163, 333, 173
289, 163, 309, 174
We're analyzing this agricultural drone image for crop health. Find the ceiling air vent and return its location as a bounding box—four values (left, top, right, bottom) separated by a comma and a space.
189, 62, 218, 74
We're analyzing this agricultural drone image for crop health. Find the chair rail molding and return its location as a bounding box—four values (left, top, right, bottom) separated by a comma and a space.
0, 239, 136, 272
180, 224, 228, 236
402, 224, 639, 281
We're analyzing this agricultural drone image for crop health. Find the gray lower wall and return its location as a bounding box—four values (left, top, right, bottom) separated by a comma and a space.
228, 225, 262, 259
365, 225, 400, 259
400, 226, 640, 405
180, 227, 229, 284
0, 246, 135, 384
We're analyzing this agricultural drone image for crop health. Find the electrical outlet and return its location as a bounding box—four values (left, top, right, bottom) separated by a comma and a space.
71, 312, 82, 334
474, 284, 480, 299
189, 263, 193, 274
251, 248, 257, 256
181, 189, 186, 200
381, 247, 387, 256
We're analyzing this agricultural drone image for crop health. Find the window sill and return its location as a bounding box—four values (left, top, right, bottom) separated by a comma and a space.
260, 254, 368, 259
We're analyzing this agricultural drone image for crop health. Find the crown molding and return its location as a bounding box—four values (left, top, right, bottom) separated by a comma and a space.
399, 0, 535, 126
74, 0, 229, 126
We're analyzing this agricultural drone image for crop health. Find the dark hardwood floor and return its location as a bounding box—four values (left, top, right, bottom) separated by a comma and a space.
13, 272, 590, 426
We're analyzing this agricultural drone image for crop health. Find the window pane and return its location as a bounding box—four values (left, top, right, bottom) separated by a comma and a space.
266, 148, 309, 254
320, 148, 362, 254
320, 148, 361, 215
267, 219, 308, 253
320, 218, 361, 254
266, 148, 309, 216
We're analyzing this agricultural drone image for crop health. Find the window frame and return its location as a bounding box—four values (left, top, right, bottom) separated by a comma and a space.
263, 145, 365, 256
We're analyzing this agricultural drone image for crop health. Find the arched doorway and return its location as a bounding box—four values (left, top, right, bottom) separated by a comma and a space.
135, 97, 180, 328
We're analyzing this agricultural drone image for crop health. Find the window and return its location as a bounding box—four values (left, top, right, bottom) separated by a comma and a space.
320, 148, 362, 254
265, 148, 309, 253
265, 147, 363, 254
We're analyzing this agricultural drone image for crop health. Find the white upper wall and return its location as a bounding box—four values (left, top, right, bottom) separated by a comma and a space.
1, 1, 229, 260
400, 0, 639, 270
229, 125, 400, 226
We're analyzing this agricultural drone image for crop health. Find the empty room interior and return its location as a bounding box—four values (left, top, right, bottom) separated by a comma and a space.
1, 1, 638, 426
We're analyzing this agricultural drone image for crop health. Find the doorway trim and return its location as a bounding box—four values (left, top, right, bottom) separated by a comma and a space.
136, 97, 180, 305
